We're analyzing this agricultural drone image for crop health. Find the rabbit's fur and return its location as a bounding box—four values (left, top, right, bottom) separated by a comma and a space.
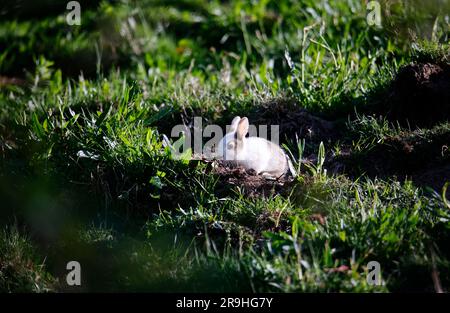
217, 116, 289, 177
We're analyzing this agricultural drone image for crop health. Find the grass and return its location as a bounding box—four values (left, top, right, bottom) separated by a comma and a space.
0, 0, 449, 292
0, 226, 56, 292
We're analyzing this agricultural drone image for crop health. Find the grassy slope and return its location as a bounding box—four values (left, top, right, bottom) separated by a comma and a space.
0, 0, 449, 292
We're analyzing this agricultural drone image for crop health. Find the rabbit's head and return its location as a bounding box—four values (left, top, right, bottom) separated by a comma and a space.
217, 116, 249, 161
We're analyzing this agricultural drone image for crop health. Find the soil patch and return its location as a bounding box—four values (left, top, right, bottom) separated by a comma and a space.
248, 98, 339, 144
211, 160, 294, 198
412, 164, 450, 198
382, 62, 450, 127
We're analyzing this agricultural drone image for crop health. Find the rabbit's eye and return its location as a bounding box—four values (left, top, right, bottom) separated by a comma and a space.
227, 142, 235, 150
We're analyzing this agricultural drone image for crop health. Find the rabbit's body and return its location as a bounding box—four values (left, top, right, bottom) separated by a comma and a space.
217, 116, 289, 177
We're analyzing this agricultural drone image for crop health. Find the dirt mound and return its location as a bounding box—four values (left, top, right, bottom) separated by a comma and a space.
249, 99, 338, 143
212, 160, 293, 198
384, 62, 450, 127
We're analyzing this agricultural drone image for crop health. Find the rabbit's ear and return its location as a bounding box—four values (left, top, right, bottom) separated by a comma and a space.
236, 117, 249, 140
229, 116, 241, 132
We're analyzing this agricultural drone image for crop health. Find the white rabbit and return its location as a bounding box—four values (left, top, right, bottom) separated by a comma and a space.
216, 116, 292, 178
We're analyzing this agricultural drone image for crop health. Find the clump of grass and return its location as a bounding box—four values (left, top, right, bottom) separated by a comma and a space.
0, 226, 56, 292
